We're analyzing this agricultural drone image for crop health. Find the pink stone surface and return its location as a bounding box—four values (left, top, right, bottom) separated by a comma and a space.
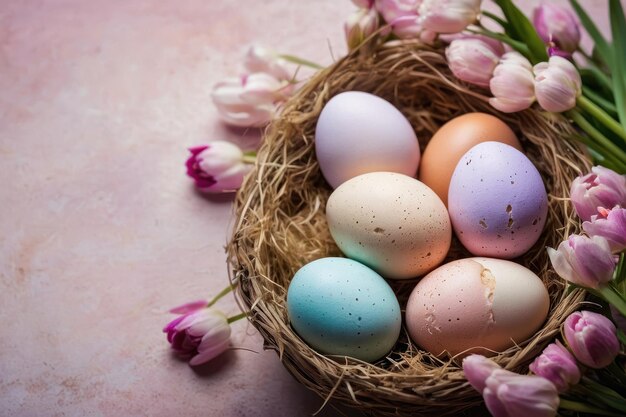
0, 1, 614, 416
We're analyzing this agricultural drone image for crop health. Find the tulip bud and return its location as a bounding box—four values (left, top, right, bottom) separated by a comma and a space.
533, 56, 582, 113
345, 7, 380, 50
547, 234, 616, 289
483, 370, 559, 417
489, 52, 536, 113
533, 3, 581, 54
571, 166, 626, 222
243, 46, 291, 81
211, 73, 291, 127
418, 0, 482, 34
564, 310, 620, 369
163, 302, 232, 366
583, 206, 626, 253
185, 142, 254, 193
375, 0, 423, 39
462, 354, 501, 393
529, 341, 581, 393
446, 36, 504, 87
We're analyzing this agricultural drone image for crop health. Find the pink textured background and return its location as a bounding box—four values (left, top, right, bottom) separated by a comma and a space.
0, 1, 614, 416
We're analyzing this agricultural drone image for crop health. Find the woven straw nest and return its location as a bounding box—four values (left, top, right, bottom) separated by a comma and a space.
227, 39, 592, 416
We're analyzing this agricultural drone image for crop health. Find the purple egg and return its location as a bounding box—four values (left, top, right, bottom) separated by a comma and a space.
448, 141, 548, 258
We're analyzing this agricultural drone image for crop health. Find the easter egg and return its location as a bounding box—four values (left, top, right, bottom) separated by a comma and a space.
448, 141, 548, 258
287, 257, 401, 362
315, 91, 420, 189
418, 113, 522, 206
405, 257, 550, 357
326, 172, 451, 279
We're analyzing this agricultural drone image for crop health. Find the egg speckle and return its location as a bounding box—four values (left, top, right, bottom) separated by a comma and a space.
326, 172, 451, 279
287, 257, 401, 362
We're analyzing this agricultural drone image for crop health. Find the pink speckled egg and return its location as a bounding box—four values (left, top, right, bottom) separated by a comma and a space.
315, 91, 420, 189
405, 257, 549, 357
326, 172, 451, 280
448, 141, 548, 258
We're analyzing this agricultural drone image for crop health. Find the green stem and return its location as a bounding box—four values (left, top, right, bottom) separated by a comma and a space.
227, 312, 248, 324
568, 110, 626, 169
242, 151, 257, 164
615, 252, 626, 285
278, 54, 324, 70
481, 10, 508, 29
578, 95, 626, 144
207, 284, 236, 308
570, 133, 626, 172
467, 27, 531, 57
582, 65, 614, 93
559, 398, 625, 416
583, 87, 618, 116
598, 284, 626, 317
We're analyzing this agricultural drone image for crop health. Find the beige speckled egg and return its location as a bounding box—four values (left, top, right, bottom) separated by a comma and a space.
326, 172, 452, 280
405, 257, 550, 357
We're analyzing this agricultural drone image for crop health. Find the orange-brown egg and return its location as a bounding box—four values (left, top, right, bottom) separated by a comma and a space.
418, 113, 522, 206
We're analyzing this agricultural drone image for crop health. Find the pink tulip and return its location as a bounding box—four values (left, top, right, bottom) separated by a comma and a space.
446, 36, 504, 87
345, 7, 380, 50
533, 56, 581, 113
211, 73, 291, 127
163, 302, 232, 366
570, 166, 626, 221
583, 206, 626, 252
483, 370, 559, 417
375, 0, 424, 39
185, 142, 254, 193
547, 234, 616, 289
533, 3, 580, 54
462, 354, 501, 393
243, 46, 291, 82
529, 341, 581, 393
489, 52, 536, 113
564, 310, 620, 369
418, 0, 482, 34
463, 354, 559, 417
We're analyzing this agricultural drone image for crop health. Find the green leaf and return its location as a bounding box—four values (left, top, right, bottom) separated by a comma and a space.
618, 329, 626, 346
493, 0, 548, 63
570, 0, 612, 65
610, 0, 626, 130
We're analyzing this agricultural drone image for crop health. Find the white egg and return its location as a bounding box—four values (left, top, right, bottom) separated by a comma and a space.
315, 91, 420, 188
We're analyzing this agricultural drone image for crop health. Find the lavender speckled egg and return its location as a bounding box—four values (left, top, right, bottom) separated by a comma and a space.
448, 142, 548, 258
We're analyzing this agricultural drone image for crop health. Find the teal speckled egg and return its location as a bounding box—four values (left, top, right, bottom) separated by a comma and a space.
286, 257, 401, 362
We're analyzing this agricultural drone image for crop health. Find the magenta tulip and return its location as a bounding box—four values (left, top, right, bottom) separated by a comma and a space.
547, 234, 616, 289
583, 206, 626, 253
185, 142, 254, 193
163, 302, 232, 366
564, 310, 620, 369
533, 3, 580, 54
529, 341, 581, 393
570, 166, 626, 222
